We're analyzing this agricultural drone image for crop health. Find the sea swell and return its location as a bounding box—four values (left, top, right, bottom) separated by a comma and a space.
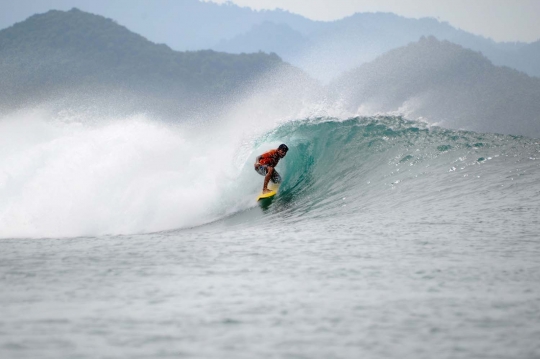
0, 114, 538, 238
239, 116, 540, 230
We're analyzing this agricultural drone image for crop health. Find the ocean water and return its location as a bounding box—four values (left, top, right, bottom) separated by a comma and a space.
1, 115, 539, 358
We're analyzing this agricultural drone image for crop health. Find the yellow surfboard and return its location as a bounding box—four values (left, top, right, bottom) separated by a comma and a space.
256, 184, 279, 202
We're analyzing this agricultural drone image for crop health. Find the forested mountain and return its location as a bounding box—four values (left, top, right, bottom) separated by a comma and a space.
513, 40, 540, 77
216, 12, 540, 82
330, 36, 540, 137
214, 21, 311, 60
0, 0, 321, 51
2, 8, 539, 137
2, 1, 539, 81
0, 8, 308, 118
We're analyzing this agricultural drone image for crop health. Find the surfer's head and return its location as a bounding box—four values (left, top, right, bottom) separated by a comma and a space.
277, 144, 288, 158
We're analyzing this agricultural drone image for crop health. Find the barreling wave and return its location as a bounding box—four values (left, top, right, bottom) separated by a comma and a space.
0, 114, 538, 238
235, 116, 539, 228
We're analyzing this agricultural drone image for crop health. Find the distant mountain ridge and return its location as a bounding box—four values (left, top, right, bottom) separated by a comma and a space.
0, 0, 322, 50
216, 11, 540, 81
330, 36, 540, 137
0, 8, 307, 117
1, 8, 539, 137
1, 0, 539, 81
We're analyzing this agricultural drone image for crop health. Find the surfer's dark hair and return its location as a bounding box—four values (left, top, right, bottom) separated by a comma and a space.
278, 144, 289, 152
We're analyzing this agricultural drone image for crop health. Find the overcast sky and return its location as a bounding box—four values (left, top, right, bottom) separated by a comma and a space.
207, 0, 540, 43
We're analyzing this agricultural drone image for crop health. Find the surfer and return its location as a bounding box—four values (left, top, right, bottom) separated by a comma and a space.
254, 144, 288, 194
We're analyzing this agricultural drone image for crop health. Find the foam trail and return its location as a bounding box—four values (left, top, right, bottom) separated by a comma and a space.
0, 63, 365, 239
0, 111, 261, 238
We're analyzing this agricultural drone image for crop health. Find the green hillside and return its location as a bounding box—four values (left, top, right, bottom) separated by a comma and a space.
0, 8, 297, 117
330, 36, 540, 137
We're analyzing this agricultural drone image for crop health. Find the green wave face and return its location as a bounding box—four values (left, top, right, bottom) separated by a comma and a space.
249, 116, 539, 224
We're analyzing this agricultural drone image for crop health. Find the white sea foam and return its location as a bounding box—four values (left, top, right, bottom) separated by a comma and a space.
0, 110, 266, 238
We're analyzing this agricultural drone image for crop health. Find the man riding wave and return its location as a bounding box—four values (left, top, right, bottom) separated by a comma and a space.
254, 144, 288, 194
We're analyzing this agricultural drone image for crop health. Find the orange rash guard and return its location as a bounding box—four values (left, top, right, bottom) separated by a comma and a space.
258, 149, 281, 167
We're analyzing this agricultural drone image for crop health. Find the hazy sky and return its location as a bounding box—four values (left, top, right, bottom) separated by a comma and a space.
207, 0, 540, 42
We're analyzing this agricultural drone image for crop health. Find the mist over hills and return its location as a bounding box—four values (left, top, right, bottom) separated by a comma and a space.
0, 8, 310, 118
2, 0, 539, 82
216, 11, 540, 82
330, 36, 540, 137
1, 8, 539, 137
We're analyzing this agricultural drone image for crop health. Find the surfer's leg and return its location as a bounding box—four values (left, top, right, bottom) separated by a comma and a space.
263, 166, 274, 193
271, 170, 281, 184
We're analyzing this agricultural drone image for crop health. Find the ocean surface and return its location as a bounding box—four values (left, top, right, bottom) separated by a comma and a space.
1, 115, 539, 358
